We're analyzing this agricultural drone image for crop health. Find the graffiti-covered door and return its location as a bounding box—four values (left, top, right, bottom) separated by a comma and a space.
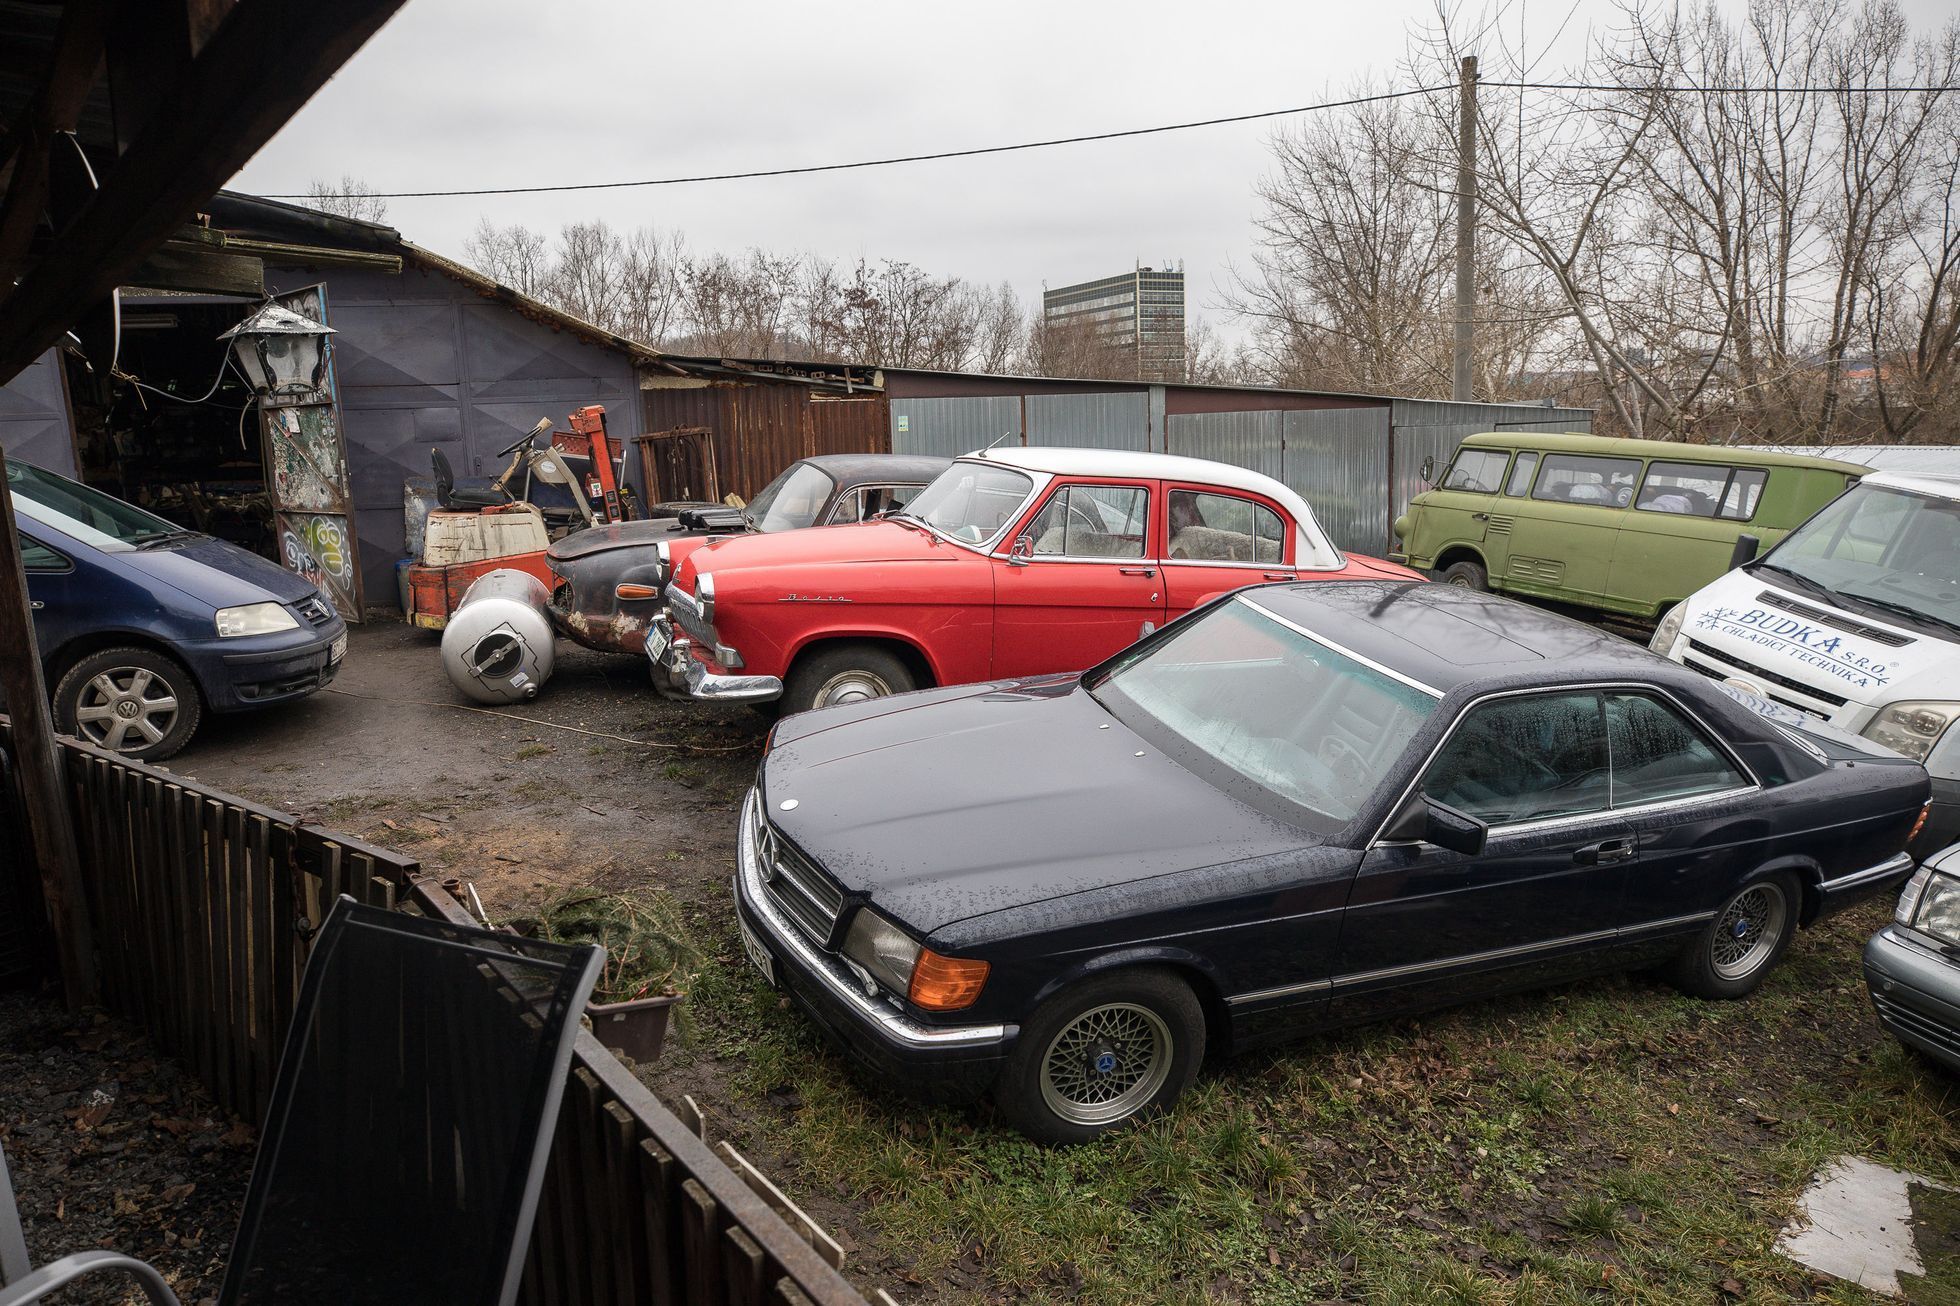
261, 285, 363, 621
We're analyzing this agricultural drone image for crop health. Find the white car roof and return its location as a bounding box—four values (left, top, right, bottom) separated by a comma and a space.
1863, 469, 1960, 500
963, 445, 1344, 568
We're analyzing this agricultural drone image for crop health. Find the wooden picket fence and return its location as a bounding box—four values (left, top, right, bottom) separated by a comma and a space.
1, 722, 867, 1306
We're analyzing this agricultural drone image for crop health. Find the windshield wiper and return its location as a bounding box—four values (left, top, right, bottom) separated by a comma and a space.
1832, 587, 1960, 640
129, 528, 200, 549
1753, 560, 1839, 602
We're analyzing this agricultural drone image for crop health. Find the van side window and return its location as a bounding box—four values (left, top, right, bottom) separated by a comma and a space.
1636, 462, 1727, 516
1718, 469, 1766, 521
1441, 449, 1509, 494
1531, 455, 1642, 508
1504, 452, 1539, 497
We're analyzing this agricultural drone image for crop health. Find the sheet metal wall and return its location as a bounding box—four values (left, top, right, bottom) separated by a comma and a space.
1282, 407, 1394, 553
0, 347, 77, 476
890, 395, 1022, 457
1026, 392, 1151, 450
266, 264, 645, 609
1166, 410, 1281, 479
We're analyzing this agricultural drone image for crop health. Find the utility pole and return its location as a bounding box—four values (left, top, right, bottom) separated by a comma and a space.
1453, 54, 1479, 403
0, 449, 96, 1007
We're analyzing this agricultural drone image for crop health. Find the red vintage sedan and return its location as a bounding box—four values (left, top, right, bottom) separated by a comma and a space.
650, 448, 1423, 715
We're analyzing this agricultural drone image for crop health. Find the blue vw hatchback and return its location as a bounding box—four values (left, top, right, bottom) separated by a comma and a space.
7, 458, 346, 760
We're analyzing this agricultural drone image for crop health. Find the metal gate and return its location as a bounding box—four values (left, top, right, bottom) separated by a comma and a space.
261, 285, 363, 621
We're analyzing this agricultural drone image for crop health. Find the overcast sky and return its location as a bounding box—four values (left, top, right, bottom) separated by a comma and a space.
229, 0, 1956, 335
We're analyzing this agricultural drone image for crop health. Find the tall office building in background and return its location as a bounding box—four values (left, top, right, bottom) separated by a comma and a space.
1041, 266, 1186, 381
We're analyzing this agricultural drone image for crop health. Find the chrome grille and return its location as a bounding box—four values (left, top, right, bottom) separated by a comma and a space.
667, 584, 714, 647
1872, 991, 1960, 1057
295, 595, 335, 626
749, 799, 843, 945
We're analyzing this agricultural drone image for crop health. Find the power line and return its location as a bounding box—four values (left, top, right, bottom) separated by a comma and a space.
275, 78, 1955, 203
268, 86, 1451, 200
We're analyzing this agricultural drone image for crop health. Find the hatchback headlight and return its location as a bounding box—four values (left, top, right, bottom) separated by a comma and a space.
215, 602, 299, 637
841, 907, 921, 996
1649, 602, 1685, 655
1910, 871, 1960, 945
1895, 865, 1931, 927
1861, 701, 1959, 762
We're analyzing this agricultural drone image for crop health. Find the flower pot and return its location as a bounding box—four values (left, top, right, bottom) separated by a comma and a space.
586, 991, 682, 1063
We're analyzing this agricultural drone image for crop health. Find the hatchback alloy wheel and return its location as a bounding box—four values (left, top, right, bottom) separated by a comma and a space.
74, 666, 181, 752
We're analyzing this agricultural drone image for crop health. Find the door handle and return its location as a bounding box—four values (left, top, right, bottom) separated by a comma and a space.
1471, 512, 1489, 521
1262, 572, 1294, 581
29, 600, 43, 610
1574, 838, 1635, 866
1118, 567, 1156, 578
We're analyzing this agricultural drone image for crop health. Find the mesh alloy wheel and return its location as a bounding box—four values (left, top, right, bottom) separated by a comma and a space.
1037, 1002, 1174, 1128
1710, 881, 1788, 981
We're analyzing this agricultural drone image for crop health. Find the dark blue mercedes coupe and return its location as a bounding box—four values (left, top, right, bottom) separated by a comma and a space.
735, 581, 1929, 1142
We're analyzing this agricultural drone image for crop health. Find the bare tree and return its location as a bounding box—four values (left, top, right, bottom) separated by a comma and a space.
302, 175, 389, 224
463, 219, 550, 300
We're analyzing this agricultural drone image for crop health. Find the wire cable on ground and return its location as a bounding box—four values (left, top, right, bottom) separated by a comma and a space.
324, 684, 756, 752
276, 78, 1954, 202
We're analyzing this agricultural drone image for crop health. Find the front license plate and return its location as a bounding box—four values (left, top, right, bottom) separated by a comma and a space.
645, 624, 670, 665
738, 910, 776, 987
328, 633, 347, 665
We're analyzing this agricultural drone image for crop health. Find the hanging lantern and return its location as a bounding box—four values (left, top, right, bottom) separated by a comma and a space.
218, 303, 335, 399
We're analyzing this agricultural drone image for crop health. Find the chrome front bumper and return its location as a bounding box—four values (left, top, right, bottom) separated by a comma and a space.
646, 612, 783, 702
735, 789, 1009, 1054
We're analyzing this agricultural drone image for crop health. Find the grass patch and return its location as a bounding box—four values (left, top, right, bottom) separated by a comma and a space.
512, 743, 555, 760
673, 902, 1959, 1304
532, 889, 698, 1004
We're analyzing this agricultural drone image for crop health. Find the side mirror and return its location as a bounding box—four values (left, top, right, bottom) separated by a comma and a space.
1419, 455, 1436, 486
1008, 534, 1034, 566
1379, 792, 1487, 857
1730, 532, 1761, 570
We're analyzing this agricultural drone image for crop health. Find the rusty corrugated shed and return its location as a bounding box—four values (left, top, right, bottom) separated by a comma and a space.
642, 382, 891, 501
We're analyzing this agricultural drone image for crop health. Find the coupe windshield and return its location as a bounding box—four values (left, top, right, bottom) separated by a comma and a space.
1090, 595, 1437, 828
1761, 483, 1960, 637
7, 458, 183, 551
896, 461, 1035, 546
746, 462, 835, 533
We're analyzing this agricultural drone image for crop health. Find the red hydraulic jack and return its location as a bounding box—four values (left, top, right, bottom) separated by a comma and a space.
570, 405, 627, 524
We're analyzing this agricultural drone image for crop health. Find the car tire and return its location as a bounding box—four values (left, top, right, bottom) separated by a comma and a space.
1439, 560, 1489, 591
52, 647, 204, 762
781, 644, 915, 716
994, 969, 1205, 1145
1664, 872, 1799, 1000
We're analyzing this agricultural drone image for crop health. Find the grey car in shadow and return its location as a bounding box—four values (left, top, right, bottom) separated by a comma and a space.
1866, 844, 1960, 1072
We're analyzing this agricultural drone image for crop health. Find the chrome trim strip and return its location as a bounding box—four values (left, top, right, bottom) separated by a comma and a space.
1237, 595, 1444, 698
1330, 927, 1621, 990
1366, 681, 1764, 847
1224, 977, 1331, 1008
1160, 559, 1294, 572
1819, 850, 1915, 894
1618, 909, 1718, 936
737, 790, 1010, 1050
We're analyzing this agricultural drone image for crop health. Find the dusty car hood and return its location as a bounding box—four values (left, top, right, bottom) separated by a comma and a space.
548, 518, 719, 562
691, 520, 957, 577
761, 680, 1325, 937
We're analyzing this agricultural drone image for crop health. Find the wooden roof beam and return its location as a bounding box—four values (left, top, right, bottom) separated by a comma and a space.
0, 0, 408, 383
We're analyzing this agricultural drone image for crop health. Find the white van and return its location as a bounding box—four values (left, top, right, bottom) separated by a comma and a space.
1651, 470, 1960, 855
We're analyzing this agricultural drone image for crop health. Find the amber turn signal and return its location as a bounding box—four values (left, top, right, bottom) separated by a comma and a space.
908, 948, 990, 1011
615, 583, 661, 600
